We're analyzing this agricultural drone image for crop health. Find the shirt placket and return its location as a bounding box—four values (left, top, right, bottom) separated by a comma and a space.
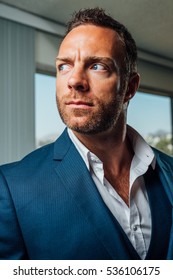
130, 199, 147, 259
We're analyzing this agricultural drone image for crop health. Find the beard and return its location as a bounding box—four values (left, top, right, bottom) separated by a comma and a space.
56, 93, 124, 135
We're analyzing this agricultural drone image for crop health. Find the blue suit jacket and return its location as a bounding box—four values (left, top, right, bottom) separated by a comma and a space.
0, 129, 173, 260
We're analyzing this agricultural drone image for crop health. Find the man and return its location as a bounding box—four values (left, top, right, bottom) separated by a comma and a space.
0, 8, 173, 260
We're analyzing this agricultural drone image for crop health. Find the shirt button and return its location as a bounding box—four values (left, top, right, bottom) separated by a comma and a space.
133, 225, 138, 231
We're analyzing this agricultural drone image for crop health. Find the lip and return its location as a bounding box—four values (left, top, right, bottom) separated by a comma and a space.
65, 101, 94, 109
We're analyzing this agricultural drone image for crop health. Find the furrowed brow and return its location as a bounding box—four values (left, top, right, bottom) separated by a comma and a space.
56, 56, 119, 72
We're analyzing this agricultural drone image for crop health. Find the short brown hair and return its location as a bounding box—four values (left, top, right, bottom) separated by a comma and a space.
66, 7, 138, 76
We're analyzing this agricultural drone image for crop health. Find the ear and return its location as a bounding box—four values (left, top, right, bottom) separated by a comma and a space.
124, 73, 140, 103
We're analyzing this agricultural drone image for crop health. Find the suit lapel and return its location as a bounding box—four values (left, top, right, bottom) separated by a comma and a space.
53, 130, 140, 259
144, 166, 172, 259
153, 148, 173, 205
153, 148, 173, 259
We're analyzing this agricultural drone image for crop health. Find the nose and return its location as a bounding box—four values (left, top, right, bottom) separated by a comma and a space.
67, 67, 89, 92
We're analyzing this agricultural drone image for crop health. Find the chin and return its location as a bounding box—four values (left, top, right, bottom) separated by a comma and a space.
66, 117, 90, 128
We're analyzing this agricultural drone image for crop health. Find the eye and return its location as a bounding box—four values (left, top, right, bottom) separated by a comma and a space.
91, 64, 107, 71
58, 64, 71, 72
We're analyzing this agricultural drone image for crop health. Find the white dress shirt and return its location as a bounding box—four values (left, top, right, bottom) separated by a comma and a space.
68, 126, 155, 259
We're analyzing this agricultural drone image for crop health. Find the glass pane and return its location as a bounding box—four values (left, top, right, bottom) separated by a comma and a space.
35, 78, 172, 155
127, 92, 172, 155
35, 73, 65, 148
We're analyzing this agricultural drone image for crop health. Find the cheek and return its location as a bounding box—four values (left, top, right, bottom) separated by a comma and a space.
56, 77, 66, 97
91, 79, 120, 102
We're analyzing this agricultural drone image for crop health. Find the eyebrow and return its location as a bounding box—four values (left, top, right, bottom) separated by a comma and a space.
56, 57, 73, 63
56, 56, 118, 71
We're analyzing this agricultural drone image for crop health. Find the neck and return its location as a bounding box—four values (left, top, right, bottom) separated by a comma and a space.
72, 115, 133, 174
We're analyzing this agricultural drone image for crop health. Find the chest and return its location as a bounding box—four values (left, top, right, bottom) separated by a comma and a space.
104, 169, 130, 205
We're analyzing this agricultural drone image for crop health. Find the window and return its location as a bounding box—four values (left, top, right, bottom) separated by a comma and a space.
35, 77, 172, 155
35, 73, 65, 148
127, 92, 172, 155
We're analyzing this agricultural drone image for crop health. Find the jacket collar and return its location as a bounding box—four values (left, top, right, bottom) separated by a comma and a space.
53, 128, 72, 160
53, 130, 173, 203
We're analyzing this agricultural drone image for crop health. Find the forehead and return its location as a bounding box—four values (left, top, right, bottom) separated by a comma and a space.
58, 25, 125, 59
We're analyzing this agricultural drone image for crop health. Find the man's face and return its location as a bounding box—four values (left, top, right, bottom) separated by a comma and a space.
56, 25, 128, 135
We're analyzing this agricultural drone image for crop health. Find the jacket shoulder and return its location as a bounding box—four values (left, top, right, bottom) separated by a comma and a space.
0, 142, 54, 177
152, 147, 173, 167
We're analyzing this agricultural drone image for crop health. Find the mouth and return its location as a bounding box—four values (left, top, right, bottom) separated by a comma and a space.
65, 100, 94, 109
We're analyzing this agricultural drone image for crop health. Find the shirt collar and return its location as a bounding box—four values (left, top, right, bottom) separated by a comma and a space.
67, 126, 156, 171
127, 125, 156, 169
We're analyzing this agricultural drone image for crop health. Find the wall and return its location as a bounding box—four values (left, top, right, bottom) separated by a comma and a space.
0, 18, 35, 164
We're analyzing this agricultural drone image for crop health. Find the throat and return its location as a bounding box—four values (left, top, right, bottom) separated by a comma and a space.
104, 168, 130, 206
102, 137, 133, 207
